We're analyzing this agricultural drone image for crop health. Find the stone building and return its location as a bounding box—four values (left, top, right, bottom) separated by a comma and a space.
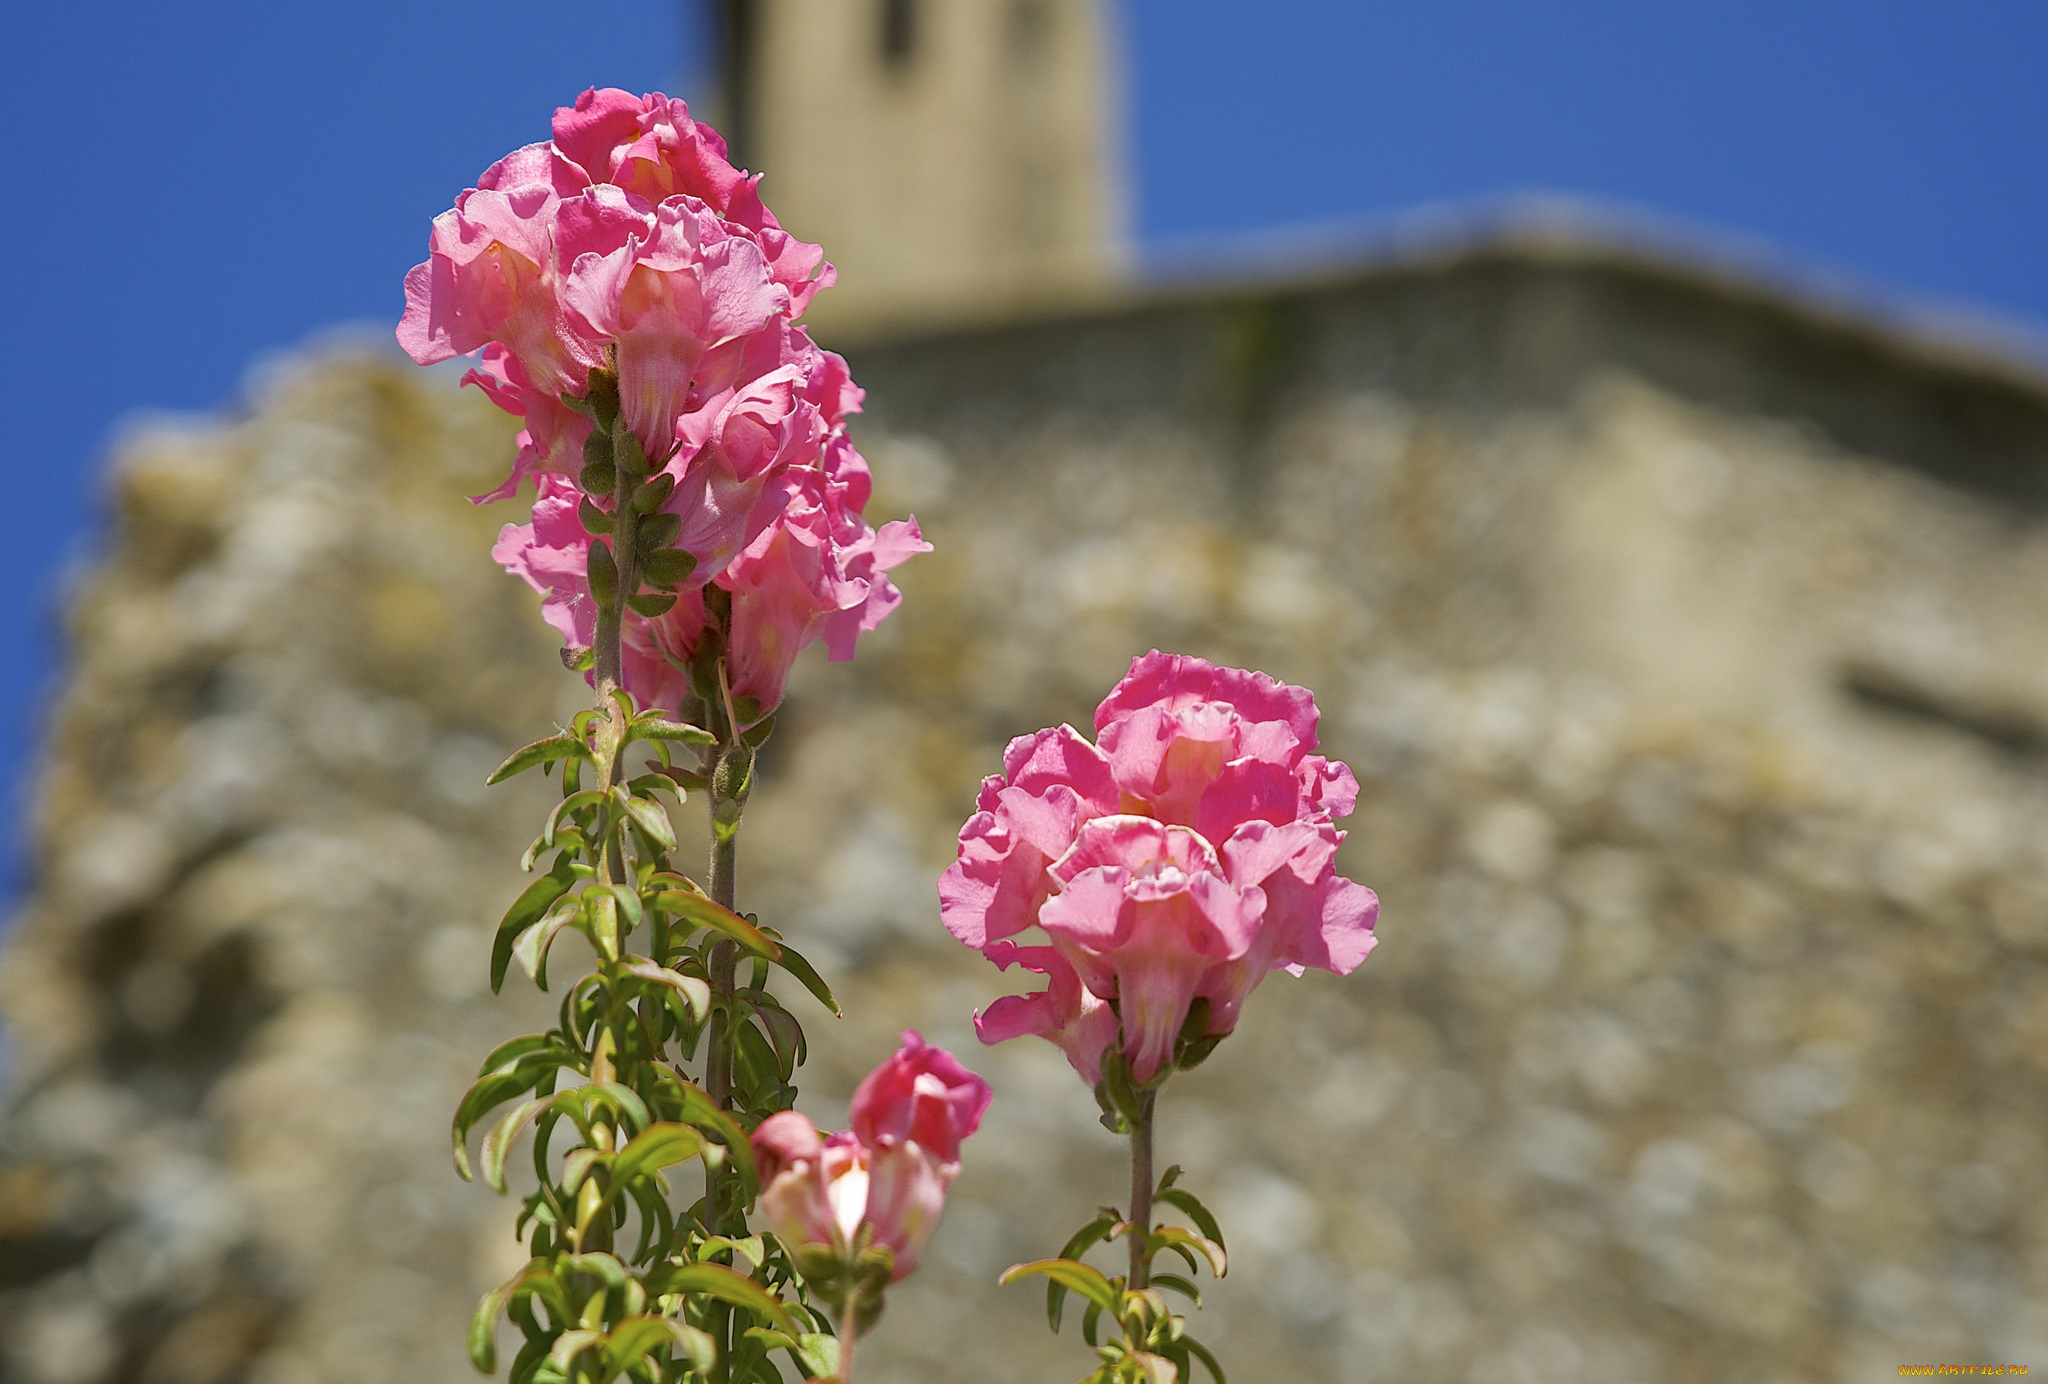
5, 9, 2048, 1384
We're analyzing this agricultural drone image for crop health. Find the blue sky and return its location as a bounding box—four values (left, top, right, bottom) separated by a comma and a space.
3, 0, 2045, 893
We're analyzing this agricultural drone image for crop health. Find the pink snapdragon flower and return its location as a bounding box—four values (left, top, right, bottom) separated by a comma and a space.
492, 429, 927, 722
400, 90, 922, 716
751, 1033, 990, 1284
941, 653, 1379, 1083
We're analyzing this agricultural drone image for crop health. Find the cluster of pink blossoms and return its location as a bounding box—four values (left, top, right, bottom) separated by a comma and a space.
398, 88, 924, 718
940, 652, 1380, 1086
751, 1033, 990, 1285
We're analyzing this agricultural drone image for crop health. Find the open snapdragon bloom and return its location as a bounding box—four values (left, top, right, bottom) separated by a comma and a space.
750, 1033, 990, 1287
940, 653, 1379, 1084
398, 89, 923, 721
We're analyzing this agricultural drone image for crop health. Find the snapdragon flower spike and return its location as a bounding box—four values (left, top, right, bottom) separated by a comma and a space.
941, 652, 1379, 1085
400, 88, 923, 718
751, 1033, 990, 1302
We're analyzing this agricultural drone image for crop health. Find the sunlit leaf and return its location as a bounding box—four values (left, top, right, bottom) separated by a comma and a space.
649, 891, 782, 960
763, 937, 839, 1016
488, 734, 587, 786
1150, 1226, 1226, 1278
629, 717, 716, 747
453, 1073, 540, 1182
620, 958, 711, 1023
492, 857, 580, 993
481, 1096, 550, 1193
611, 1123, 706, 1188
616, 789, 677, 852
999, 1258, 1120, 1313
640, 1262, 798, 1336
1155, 1187, 1225, 1252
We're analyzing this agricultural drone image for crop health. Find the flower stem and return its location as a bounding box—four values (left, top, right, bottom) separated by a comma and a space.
1128, 1088, 1157, 1289
837, 1286, 860, 1383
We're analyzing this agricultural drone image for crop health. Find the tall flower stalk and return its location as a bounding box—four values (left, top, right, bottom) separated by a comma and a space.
943, 652, 1380, 1382
406, 89, 965, 1384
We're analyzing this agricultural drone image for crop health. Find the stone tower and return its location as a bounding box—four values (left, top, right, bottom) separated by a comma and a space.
716, 0, 1129, 334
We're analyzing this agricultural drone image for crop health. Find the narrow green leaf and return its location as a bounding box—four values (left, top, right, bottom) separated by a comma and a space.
492, 859, 578, 993
611, 1123, 706, 1187
560, 1251, 631, 1293
620, 958, 712, 1022
546, 1329, 604, 1374
481, 1096, 549, 1193
513, 899, 582, 990
1185, 1334, 1227, 1383
467, 1270, 539, 1372
641, 1262, 798, 1337
566, 1081, 653, 1135
999, 1259, 1120, 1313
487, 735, 586, 786
600, 1315, 712, 1379
1151, 1273, 1203, 1307
629, 717, 716, 747
765, 938, 840, 1016
617, 791, 677, 851
649, 891, 782, 960
1149, 1226, 1226, 1278
1155, 1187, 1226, 1251
452, 1073, 535, 1181
477, 1032, 556, 1076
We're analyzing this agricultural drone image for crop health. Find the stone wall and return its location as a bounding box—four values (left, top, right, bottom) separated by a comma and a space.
5, 243, 2047, 1383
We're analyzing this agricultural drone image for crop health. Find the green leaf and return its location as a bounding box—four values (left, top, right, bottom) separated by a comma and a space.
1151, 1273, 1203, 1307
514, 898, 583, 990
666, 1078, 758, 1194
741, 1329, 841, 1380
629, 717, 717, 747
1042, 1210, 1119, 1331
999, 1259, 1120, 1314
764, 937, 840, 1016
453, 1073, 541, 1182
611, 1123, 706, 1188
492, 858, 580, 993
1149, 1226, 1226, 1279
1155, 1187, 1226, 1252
487, 734, 587, 787
619, 958, 712, 1022
641, 1262, 798, 1337
616, 790, 677, 851
481, 1096, 549, 1193
1184, 1333, 1227, 1383
625, 591, 675, 618
468, 1268, 544, 1372
564, 1082, 653, 1138
544, 789, 606, 848
649, 891, 782, 960
546, 1329, 604, 1375
601, 1315, 714, 1379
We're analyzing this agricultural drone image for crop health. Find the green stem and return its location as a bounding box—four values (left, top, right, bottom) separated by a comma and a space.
838, 1286, 861, 1383
1128, 1090, 1157, 1289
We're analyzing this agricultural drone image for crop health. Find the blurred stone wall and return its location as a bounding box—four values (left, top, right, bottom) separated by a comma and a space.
5, 240, 2048, 1384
